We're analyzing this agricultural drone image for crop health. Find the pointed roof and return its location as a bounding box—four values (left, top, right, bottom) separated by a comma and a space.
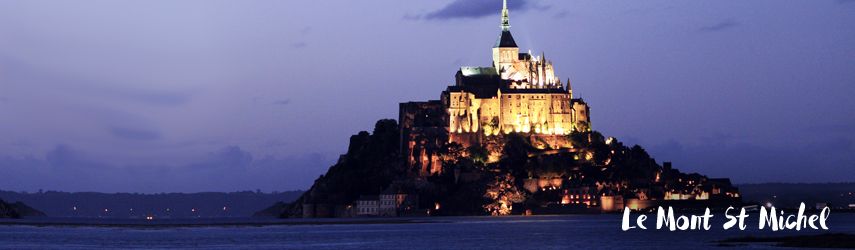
495, 31, 518, 48
494, 0, 517, 48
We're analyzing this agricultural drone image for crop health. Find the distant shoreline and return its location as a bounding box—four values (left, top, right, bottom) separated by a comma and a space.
0, 217, 436, 228
719, 233, 855, 248
4, 207, 855, 229
0, 214, 615, 228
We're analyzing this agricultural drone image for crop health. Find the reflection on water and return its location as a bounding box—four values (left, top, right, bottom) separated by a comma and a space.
1, 214, 853, 249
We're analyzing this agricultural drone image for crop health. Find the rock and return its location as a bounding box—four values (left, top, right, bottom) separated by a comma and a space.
0, 199, 46, 218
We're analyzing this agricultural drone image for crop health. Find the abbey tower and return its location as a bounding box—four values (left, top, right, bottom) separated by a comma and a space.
400, 0, 591, 176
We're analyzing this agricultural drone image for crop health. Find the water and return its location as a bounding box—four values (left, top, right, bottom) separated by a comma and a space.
1, 214, 854, 249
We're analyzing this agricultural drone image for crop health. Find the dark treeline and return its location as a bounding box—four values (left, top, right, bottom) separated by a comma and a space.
0, 190, 302, 218
738, 183, 855, 209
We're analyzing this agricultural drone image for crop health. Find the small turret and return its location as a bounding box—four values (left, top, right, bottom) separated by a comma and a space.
567, 78, 573, 98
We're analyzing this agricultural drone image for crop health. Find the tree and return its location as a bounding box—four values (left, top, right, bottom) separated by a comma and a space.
483, 173, 527, 216
499, 133, 538, 182
467, 144, 489, 166
439, 142, 465, 165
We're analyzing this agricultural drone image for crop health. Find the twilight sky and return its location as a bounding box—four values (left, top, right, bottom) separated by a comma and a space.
1, 0, 853, 192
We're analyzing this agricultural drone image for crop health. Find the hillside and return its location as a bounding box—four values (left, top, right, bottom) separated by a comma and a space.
0, 199, 45, 218
281, 119, 404, 217
281, 119, 740, 217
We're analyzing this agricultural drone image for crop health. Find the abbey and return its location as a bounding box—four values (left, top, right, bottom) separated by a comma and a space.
400, 0, 591, 176
287, 1, 742, 219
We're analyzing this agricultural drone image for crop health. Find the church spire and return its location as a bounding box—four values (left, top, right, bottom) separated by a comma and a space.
494, 0, 517, 48
501, 0, 510, 31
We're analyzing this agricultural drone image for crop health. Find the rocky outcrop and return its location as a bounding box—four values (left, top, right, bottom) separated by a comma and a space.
253, 202, 289, 217
0, 199, 46, 218
279, 120, 741, 217
281, 119, 403, 218
0, 199, 20, 218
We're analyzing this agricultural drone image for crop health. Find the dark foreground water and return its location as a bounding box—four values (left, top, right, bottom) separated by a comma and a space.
1, 214, 854, 249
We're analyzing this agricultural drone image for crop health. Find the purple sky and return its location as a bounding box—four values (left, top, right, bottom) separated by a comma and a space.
1, 0, 854, 192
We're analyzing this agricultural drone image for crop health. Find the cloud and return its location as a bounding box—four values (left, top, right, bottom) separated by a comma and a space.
262, 139, 289, 148
698, 20, 740, 32
807, 123, 855, 134
402, 13, 421, 21
109, 127, 161, 141
645, 137, 855, 184
0, 55, 192, 106
291, 42, 308, 49
117, 89, 191, 106
300, 26, 312, 35
420, 0, 544, 20
273, 99, 291, 105
0, 56, 192, 106
202, 146, 254, 169
0, 144, 334, 192
553, 10, 570, 19
45, 144, 83, 167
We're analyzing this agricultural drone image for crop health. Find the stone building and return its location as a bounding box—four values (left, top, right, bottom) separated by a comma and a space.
379, 187, 418, 217
355, 195, 379, 217
400, 0, 592, 176
562, 186, 599, 207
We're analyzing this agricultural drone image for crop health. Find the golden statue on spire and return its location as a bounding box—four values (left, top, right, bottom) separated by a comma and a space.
501, 0, 510, 31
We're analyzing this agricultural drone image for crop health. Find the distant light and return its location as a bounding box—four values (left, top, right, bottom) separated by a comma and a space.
72, 206, 77, 211
223, 206, 228, 211
104, 208, 109, 212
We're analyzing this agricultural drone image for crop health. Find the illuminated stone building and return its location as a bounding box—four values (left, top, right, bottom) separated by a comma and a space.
400, 0, 591, 176
355, 195, 379, 216
379, 187, 418, 217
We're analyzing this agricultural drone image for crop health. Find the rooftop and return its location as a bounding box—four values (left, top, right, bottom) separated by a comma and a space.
495, 30, 518, 48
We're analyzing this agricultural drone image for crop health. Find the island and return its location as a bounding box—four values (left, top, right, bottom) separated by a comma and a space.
270, 0, 741, 218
